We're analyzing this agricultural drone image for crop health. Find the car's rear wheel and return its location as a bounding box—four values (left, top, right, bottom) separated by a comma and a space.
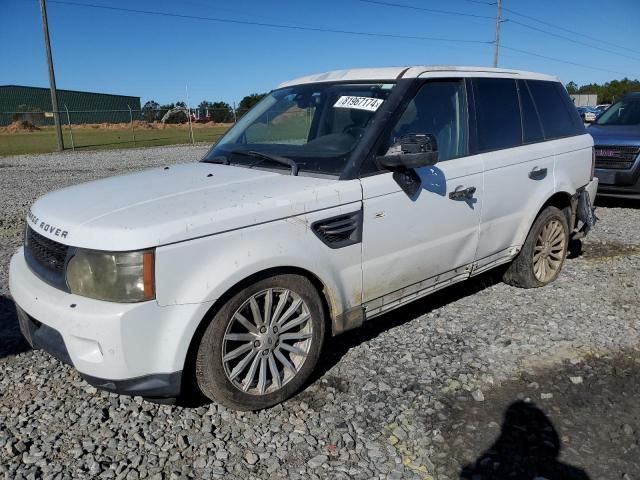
503, 206, 569, 288
195, 274, 325, 410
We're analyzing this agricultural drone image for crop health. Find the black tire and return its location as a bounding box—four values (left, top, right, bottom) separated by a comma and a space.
503, 206, 569, 288
195, 274, 325, 410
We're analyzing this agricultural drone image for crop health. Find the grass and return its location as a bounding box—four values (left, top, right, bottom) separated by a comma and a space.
0, 124, 231, 156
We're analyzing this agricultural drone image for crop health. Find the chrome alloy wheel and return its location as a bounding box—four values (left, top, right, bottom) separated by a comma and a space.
221, 288, 313, 395
533, 218, 566, 283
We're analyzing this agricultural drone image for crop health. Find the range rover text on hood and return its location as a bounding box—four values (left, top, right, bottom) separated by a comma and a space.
27, 210, 69, 239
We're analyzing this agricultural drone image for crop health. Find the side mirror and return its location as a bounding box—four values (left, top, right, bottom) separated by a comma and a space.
377, 133, 439, 171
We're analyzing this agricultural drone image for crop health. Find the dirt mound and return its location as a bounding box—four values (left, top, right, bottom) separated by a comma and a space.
130, 120, 158, 129
2, 121, 41, 133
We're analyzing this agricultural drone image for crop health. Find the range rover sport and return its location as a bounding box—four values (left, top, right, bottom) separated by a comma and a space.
10, 66, 598, 410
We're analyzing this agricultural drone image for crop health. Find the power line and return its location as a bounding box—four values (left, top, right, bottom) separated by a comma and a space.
500, 45, 638, 78
454, 0, 493, 5
47, 0, 493, 45
357, 0, 494, 20
506, 19, 640, 63
501, 5, 640, 56
356, 0, 640, 66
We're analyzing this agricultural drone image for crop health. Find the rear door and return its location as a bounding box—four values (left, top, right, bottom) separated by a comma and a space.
472, 77, 555, 272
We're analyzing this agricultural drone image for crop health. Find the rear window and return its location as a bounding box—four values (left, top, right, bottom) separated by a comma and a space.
527, 80, 585, 139
473, 78, 522, 152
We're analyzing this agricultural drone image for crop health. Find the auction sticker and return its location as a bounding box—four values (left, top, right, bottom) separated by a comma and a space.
333, 96, 383, 112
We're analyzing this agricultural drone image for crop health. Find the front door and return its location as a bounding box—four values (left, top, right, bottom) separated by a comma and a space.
359, 79, 484, 316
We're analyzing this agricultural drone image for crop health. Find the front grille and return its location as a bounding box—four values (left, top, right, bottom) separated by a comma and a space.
25, 226, 70, 289
594, 145, 640, 170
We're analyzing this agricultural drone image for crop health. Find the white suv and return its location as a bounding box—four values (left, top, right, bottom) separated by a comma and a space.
10, 66, 598, 410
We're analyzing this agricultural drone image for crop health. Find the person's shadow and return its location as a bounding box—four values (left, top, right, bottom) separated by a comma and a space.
460, 401, 590, 480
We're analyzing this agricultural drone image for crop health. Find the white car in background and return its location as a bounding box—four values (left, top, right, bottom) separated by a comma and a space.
10, 66, 598, 410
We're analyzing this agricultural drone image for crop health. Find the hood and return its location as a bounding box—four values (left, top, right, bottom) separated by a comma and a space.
28, 163, 362, 250
587, 123, 640, 145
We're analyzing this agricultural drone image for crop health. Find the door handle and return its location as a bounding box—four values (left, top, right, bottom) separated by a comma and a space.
449, 185, 476, 200
528, 167, 548, 180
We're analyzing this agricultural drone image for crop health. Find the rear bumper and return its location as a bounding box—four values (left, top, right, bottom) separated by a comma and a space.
586, 178, 598, 204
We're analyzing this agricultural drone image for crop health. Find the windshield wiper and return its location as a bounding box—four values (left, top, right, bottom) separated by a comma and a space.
244, 150, 299, 176
203, 155, 230, 165
204, 150, 299, 175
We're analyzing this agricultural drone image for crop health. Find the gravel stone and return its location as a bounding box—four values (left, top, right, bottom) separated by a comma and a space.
471, 390, 485, 402
307, 454, 328, 468
244, 452, 259, 466
1, 146, 639, 478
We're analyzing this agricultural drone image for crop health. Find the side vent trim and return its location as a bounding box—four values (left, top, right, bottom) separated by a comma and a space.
312, 210, 363, 249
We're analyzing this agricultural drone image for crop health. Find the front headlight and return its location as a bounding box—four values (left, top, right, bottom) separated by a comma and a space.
66, 249, 155, 303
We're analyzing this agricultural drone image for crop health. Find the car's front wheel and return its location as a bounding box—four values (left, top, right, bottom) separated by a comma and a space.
503, 206, 569, 288
195, 274, 325, 410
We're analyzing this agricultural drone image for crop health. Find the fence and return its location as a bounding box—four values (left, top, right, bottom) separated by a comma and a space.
0, 107, 250, 156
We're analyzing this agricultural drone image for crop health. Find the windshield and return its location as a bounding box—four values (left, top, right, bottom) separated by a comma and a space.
202, 82, 395, 176
596, 97, 640, 126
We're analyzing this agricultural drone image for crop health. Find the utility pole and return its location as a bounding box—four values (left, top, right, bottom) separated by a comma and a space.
492, 0, 502, 68
39, 0, 64, 151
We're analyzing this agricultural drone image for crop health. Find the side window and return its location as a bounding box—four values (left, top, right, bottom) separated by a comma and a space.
473, 78, 522, 152
517, 80, 544, 144
384, 80, 468, 162
527, 80, 585, 139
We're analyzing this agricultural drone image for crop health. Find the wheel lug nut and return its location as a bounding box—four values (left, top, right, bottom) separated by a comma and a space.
262, 350, 269, 356
272, 326, 278, 333
259, 326, 267, 333
253, 340, 260, 348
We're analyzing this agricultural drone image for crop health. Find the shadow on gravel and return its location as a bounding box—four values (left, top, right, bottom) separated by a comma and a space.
0, 294, 31, 359
569, 240, 640, 261
309, 268, 505, 386
460, 401, 590, 480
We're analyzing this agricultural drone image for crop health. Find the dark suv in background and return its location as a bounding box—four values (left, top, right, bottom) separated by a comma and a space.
589, 92, 640, 198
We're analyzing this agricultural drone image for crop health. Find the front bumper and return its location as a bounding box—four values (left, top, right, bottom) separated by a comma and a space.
16, 305, 182, 398
9, 249, 211, 399
595, 163, 640, 199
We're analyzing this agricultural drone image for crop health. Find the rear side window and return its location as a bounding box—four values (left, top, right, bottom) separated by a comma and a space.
517, 80, 544, 144
473, 78, 522, 151
527, 80, 585, 139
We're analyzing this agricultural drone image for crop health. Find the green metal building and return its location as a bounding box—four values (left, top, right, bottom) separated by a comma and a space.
0, 85, 141, 126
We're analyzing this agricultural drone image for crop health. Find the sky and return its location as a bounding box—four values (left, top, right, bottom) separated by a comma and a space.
1, 0, 639, 107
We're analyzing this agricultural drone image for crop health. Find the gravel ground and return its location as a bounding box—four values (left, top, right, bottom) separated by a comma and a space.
1, 146, 639, 479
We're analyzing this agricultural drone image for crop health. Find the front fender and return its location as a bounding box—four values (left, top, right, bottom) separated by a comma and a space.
154, 203, 363, 360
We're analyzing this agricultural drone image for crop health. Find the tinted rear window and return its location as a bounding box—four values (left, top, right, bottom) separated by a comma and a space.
518, 80, 544, 144
527, 80, 585, 139
473, 78, 522, 151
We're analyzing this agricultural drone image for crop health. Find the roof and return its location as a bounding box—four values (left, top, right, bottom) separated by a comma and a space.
278, 66, 559, 88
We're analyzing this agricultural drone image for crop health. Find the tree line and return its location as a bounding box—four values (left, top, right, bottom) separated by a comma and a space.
141, 93, 267, 123
565, 78, 640, 104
